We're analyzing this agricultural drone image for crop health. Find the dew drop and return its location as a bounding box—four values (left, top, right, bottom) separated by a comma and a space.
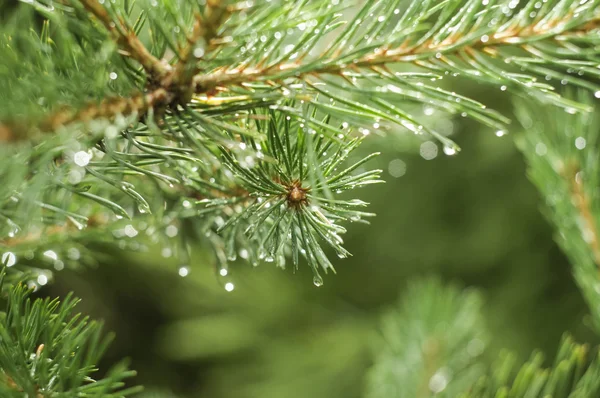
535, 142, 547, 156
165, 225, 178, 238
219, 268, 228, 276
443, 145, 457, 156
313, 275, 324, 287
37, 274, 48, 286
420, 141, 438, 160
429, 368, 450, 393
2, 252, 16, 267
388, 159, 407, 178
225, 282, 235, 292
43, 250, 58, 261
193, 47, 205, 58
178, 266, 189, 277
124, 224, 138, 238
67, 247, 80, 260
73, 151, 91, 167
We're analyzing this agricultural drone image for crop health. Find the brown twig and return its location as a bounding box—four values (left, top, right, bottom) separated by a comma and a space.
43, 88, 170, 132
167, 0, 230, 103
2, 11, 600, 142
79, 0, 170, 79
567, 166, 600, 268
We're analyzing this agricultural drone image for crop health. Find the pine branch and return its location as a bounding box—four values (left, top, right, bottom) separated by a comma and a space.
0, 269, 142, 397
366, 278, 600, 397
78, 0, 170, 79
169, 0, 230, 97
515, 91, 600, 331
4, 0, 600, 284
460, 335, 600, 397
365, 278, 488, 398
567, 164, 600, 268
5, 0, 600, 143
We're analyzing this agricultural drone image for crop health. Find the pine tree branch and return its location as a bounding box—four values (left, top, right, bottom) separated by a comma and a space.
3, 4, 599, 143
169, 0, 229, 96
45, 88, 170, 132
78, 0, 170, 79
566, 164, 600, 268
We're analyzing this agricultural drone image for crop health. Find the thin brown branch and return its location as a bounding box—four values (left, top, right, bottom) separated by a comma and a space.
79, 0, 170, 79
42, 88, 171, 132
167, 0, 230, 102
568, 167, 600, 268
3, 12, 599, 142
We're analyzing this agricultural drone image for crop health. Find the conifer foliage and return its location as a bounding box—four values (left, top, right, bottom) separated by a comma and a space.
3, 0, 600, 396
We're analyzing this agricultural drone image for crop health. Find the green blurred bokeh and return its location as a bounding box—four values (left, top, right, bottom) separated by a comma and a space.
43, 82, 599, 397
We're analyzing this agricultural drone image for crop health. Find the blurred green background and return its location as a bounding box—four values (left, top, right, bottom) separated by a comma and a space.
40, 84, 600, 397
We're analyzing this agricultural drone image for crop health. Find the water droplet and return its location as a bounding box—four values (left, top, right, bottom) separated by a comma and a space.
495, 130, 506, 137
178, 266, 189, 277
575, 136, 587, 150
420, 141, 438, 160
313, 275, 323, 287
193, 47, 205, 58
2, 252, 16, 267
443, 145, 457, 156
67, 247, 80, 260
467, 338, 485, 357
535, 142, 547, 156
109, 72, 118, 80
73, 151, 91, 167
595, 91, 600, 99
225, 282, 235, 292
500, 85, 507, 91
388, 159, 407, 178
43, 250, 58, 261
219, 268, 228, 276
165, 225, 178, 238
124, 224, 138, 238
429, 368, 450, 393
37, 274, 48, 286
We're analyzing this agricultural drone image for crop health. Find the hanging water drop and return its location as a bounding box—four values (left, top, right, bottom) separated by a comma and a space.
443, 145, 457, 156
313, 275, 324, 287
225, 282, 235, 292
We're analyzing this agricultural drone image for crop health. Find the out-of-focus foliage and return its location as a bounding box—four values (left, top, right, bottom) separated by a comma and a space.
366, 278, 488, 398
516, 93, 600, 332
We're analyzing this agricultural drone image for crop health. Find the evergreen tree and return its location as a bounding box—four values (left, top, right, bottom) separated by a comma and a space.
2, 0, 600, 396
